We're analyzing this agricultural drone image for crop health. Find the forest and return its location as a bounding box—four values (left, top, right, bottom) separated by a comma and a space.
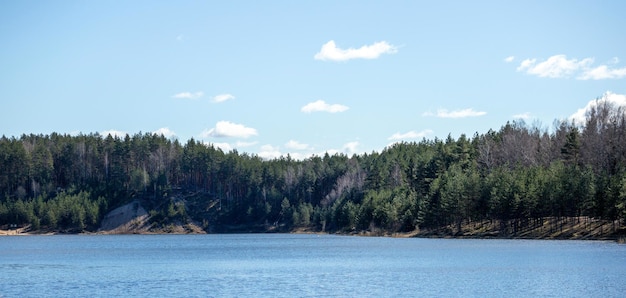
1, 99, 626, 237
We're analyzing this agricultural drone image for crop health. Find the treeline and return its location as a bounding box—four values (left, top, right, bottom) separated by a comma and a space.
1, 99, 626, 234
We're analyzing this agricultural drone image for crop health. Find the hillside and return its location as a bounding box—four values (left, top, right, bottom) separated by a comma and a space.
1, 102, 626, 239
2, 186, 625, 241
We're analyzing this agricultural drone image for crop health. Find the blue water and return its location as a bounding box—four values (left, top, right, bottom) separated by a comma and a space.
0, 234, 625, 297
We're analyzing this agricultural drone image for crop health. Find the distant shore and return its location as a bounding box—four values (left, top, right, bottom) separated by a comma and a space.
354, 217, 626, 242
3, 216, 624, 243
0, 226, 37, 235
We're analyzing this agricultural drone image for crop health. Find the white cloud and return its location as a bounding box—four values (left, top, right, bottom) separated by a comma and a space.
235, 141, 258, 147
152, 127, 176, 138
301, 100, 349, 113
100, 129, 127, 139
516, 55, 593, 78
320, 142, 361, 157
202, 141, 257, 153
516, 54, 626, 80
172, 91, 204, 99
343, 141, 360, 155
570, 92, 626, 124
388, 129, 434, 141
258, 144, 282, 160
212, 93, 235, 103
285, 140, 310, 150
288, 152, 314, 160
323, 149, 340, 156
578, 65, 626, 80
424, 108, 487, 118
207, 142, 233, 152
504, 56, 515, 63
314, 40, 398, 62
512, 112, 531, 120
200, 121, 258, 138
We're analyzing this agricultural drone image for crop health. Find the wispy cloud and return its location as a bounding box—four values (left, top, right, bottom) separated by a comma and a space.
314, 40, 398, 62
172, 91, 204, 99
285, 140, 310, 150
516, 54, 626, 80
423, 108, 487, 118
388, 129, 434, 141
100, 129, 127, 139
504, 56, 515, 63
512, 112, 531, 120
212, 93, 235, 103
200, 121, 258, 138
152, 127, 176, 138
570, 92, 626, 124
301, 100, 349, 113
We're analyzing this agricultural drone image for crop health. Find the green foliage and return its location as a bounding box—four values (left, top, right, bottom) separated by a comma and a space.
0, 190, 102, 231
1, 102, 626, 234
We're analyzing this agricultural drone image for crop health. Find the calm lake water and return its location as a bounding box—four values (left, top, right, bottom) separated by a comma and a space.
0, 234, 625, 297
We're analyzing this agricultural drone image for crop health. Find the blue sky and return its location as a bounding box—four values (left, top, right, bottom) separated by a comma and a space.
2, 1, 626, 159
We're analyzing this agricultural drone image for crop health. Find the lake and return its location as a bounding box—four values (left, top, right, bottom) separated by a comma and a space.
0, 234, 625, 297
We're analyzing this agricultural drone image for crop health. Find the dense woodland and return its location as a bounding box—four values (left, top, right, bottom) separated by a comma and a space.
1, 100, 626, 235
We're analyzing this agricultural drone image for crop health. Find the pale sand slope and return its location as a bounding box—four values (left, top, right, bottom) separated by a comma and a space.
98, 200, 150, 234
0, 227, 30, 235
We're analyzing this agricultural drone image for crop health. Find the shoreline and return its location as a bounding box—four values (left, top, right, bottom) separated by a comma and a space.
3, 217, 624, 242
2, 232, 623, 244
2, 230, 623, 243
